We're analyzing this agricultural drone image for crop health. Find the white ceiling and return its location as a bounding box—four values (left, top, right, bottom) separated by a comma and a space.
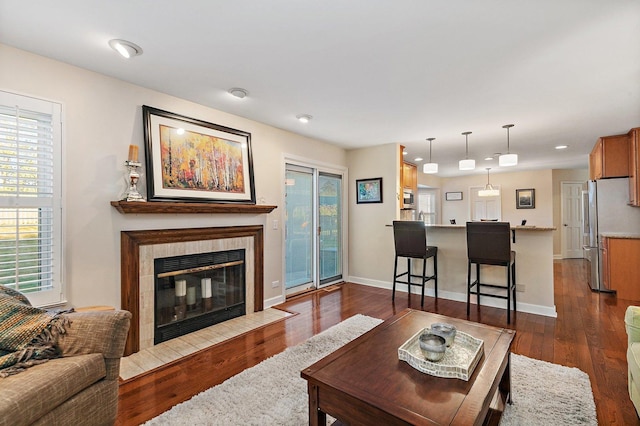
1, 0, 639, 177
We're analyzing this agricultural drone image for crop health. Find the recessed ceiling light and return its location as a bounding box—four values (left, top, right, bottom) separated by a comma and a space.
108, 39, 143, 58
296, 114, 312, 123
414, 157, 423, 162
228, 88, 249, 99
485, 157, 495, 161
555, 145, 568, 150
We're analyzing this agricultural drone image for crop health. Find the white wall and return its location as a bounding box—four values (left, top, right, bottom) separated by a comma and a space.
0, 44, 347, 308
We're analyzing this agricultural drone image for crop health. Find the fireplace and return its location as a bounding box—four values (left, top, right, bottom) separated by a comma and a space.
154, 249, 246, 344
120, 226, 264, 356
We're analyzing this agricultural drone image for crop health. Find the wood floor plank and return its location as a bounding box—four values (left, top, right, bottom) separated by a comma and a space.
117, 259, 640, 425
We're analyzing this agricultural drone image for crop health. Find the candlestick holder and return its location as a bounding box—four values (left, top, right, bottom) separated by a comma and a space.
122, 161, 146, 202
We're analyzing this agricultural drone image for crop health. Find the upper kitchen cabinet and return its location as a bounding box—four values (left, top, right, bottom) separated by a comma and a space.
402, 162, 417, 190
629, 128, 640, 206
589, 134, 629, 180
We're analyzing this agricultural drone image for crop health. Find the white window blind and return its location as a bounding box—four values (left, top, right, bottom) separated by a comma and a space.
418, 188, 438, 225
0, 91, 62, 307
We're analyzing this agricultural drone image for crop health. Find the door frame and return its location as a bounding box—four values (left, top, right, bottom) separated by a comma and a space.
281, 154, 349, 295
560, 181, 585, 259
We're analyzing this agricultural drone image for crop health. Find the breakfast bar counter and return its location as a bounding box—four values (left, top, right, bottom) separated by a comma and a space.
417, 224, 557, 318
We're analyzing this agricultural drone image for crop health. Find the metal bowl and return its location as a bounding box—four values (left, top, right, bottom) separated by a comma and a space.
430, 323, 457, 347
418, 332, 447, 362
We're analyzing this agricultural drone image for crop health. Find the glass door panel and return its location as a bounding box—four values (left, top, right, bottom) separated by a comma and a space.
285, 166, 314, 292
319, 173, 342, 284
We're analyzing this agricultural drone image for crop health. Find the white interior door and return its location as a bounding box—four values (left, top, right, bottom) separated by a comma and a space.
561, 181, 584, 258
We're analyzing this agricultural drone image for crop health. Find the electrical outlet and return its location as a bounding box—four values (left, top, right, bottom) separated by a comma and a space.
271, 280, 280, 288
516, 284, 525, 292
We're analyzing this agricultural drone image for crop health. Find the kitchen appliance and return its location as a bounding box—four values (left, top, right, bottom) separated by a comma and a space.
583, 178, 640, 291
403, 189, 415, 209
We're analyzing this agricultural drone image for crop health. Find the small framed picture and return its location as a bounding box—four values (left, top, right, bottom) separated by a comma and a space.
356, 177, 383, 204
516, 188, 535, 209
445, 191, 463, 201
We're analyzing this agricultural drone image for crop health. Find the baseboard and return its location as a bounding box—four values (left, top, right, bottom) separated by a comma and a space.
348, 275, 557, 318
264, 294, 285, 309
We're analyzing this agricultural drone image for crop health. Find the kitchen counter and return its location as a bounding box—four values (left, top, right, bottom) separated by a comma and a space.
390, 223, 556, 318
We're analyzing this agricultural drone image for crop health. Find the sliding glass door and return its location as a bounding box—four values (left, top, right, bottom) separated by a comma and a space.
285, 163, 344, 295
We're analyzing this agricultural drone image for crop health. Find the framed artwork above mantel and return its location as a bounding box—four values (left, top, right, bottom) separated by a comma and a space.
143, 106, 256, 204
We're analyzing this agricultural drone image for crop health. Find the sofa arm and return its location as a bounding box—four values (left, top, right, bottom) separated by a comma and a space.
625, 306, 640, 345
57, 310, 131, 359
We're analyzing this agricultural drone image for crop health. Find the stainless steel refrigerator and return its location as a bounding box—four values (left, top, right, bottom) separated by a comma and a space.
583, 178, 640, 291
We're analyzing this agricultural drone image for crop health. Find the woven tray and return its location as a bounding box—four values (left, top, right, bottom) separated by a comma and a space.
398, 328, 484, 381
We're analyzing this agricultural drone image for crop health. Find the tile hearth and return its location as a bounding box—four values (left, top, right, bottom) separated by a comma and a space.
119, 308, 292, 381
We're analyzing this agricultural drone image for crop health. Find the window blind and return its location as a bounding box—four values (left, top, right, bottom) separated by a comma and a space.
0, 92, 62, 305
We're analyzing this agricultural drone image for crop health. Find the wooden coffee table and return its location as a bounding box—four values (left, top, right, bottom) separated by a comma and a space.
301, 309, 515, 425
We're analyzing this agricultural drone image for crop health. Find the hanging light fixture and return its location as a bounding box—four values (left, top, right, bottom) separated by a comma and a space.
498, 124, 517, 167
478, 168, 500, 197
459, 131, 475, 170
423, 138, 438, 174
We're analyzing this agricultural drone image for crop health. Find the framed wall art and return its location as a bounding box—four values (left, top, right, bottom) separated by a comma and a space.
143, 106, 255, 203
516, 188, 535, 209
445, 191, 463, 201
356, 177, 383, 204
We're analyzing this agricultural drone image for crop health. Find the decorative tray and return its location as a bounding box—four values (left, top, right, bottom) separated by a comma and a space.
398, 328, 484, 381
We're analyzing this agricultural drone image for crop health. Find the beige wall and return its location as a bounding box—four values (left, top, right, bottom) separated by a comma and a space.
1, 44, 347, 308
551, 168, 589, 256
440, 169, 554, 227
346, 144, 399, 286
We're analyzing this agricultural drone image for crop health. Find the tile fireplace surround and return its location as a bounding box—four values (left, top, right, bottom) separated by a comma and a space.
120, 226, 265, 356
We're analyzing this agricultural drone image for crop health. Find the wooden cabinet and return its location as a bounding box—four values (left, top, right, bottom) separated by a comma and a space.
629, 128, 640, 206
589, 134, 629, 180
604, 237, 640, 301
402, 162, 417, 190
600, 237, 610, 291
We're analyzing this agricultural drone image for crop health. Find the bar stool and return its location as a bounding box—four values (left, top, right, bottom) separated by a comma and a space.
392, 221, 438, 307
466, 221, 516, 323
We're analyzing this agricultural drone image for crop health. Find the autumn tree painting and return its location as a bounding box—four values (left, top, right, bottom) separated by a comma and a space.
159, 125, 245, 193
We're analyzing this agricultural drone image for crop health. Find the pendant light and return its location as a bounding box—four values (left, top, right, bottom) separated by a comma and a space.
423, 138, 438, 174
459, 131, 475, 170
498, 124, 517, 167
478, 168, 500, 197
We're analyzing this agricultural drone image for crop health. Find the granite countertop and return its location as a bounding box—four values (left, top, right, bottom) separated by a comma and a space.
600, 233, 640, 239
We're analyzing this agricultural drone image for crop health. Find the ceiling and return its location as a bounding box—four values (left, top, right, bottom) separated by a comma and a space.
1, 1, 639, 177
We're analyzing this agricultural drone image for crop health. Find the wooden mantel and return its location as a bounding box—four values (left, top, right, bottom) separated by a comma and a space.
111, 200, 277, 214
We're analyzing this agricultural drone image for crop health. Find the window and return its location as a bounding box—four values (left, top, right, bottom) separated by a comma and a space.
0, 91, 62, 307
417, 188, 439, 225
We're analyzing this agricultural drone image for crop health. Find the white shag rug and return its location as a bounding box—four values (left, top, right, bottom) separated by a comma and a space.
145, 315, 597, 425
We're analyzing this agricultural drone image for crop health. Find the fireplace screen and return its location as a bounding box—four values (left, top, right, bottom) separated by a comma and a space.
154, 249, 245, 344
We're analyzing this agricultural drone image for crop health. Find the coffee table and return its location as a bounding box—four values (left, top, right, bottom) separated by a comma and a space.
301, 309, 515, 425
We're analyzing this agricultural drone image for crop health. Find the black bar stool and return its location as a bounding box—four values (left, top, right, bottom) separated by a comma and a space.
392, 220, 438, 307
466, 221, 516, 323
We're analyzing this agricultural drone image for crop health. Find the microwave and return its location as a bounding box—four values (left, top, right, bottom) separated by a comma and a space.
403, 189, 415, 209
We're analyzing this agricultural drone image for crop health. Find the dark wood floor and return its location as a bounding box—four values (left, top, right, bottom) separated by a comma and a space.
117, 259, 639, 425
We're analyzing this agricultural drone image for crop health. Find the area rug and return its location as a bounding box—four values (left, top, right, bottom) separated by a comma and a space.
145, 315, 597, 425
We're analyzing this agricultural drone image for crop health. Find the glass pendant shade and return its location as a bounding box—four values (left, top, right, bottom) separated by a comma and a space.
459, 159, 475, 170
499, 153, 518, 167
423, 162, 438, 174
478, 168, 500, 197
